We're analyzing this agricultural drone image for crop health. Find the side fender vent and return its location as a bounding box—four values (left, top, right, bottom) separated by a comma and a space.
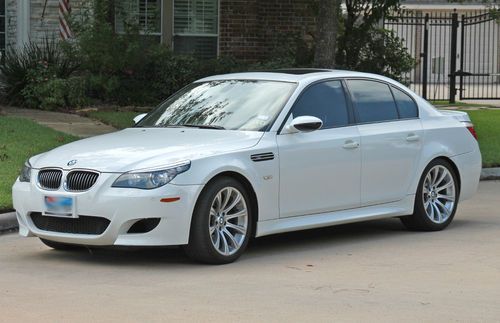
251, 152, 275, 162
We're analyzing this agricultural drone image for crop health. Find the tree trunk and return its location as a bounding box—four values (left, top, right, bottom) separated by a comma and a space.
107, 0, 116, 27
314, 0, 340, 68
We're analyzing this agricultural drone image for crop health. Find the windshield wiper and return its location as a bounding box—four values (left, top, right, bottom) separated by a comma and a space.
179, 124, 225, 130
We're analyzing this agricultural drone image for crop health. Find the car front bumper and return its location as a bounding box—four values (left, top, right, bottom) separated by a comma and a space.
12, 172, 203, 246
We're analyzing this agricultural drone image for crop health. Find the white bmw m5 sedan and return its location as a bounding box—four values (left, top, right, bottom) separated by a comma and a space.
12, 69, 481, 264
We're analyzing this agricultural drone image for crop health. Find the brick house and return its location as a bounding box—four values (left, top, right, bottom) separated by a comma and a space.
3, 0, 316, 61
3, 0, 490, 62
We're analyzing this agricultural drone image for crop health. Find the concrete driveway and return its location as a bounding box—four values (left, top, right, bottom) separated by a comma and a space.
1, 181, 499, 322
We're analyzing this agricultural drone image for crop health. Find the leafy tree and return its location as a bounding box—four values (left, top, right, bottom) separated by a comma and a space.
335, 0, 415, 82
314, 0, 341, 68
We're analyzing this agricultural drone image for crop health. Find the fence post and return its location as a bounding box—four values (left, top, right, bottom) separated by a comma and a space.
422, 14, 429, 100
449, 13, 459, 103
459, 14, 465, 100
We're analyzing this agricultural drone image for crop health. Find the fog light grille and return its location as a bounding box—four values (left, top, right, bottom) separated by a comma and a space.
127, 218, 161, 234
30, 212, 110, 235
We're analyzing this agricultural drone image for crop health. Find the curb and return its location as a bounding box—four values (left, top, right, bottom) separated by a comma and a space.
0, 168, 499, 234
480, 167, 500, 181
0, 212, 18, 234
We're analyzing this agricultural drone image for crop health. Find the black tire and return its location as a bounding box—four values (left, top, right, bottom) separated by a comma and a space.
183, 177, 254, 264
401, 159, 460, 231
40, 238, 82, 251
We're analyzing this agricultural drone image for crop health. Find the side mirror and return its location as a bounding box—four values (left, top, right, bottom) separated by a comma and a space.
133, 113, 147, 124
286, 116, 323, 133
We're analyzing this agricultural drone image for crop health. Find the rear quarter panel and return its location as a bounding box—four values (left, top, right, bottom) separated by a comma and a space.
408, 114, 480, 199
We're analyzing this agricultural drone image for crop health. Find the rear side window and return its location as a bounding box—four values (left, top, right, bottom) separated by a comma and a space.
347, 80, 399, 123
392, 86, 418, 119
291, 80, 349, 129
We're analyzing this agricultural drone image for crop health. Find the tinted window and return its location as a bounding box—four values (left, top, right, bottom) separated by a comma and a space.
347, 80, 399, 123
291, 80, 349, 128
392, 87, 418, 119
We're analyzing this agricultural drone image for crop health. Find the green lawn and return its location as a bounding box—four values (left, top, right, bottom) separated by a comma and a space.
84, 110, 140, 129
466, 110, 500, 168
0, 116, 77, 211
431, 100, 499, 109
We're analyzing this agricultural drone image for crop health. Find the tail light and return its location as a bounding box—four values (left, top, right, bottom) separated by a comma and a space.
464, 122, 478, 140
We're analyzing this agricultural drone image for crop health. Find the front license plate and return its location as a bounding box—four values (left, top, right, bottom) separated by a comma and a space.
43, 196, 75, 217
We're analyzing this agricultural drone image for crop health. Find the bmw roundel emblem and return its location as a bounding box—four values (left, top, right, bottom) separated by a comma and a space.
67, 159, 77, 166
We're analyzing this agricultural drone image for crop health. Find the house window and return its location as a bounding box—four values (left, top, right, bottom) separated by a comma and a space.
0, 0, 5, 63
115, 0, 162, 42
173, 0, 218, 59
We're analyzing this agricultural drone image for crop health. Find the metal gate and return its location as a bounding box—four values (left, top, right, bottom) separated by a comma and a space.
385, 11, 500, 102
459, 12, 500, 100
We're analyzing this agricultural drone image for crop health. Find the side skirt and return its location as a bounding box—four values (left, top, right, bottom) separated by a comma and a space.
256, 195, 415, 237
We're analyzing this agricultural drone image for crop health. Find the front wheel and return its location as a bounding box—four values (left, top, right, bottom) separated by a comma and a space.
401, 159, 459, 231
184, 177, 254, 264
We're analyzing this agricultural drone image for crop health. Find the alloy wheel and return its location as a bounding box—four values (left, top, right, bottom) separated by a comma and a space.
422, 165, 456, 224
209, 187, 249, 256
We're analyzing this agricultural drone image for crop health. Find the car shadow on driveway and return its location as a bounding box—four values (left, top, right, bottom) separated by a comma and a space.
25, 217, 475, 266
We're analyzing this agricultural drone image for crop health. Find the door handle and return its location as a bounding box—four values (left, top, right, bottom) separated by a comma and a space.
343, 140, 360, 149
406, 134, 420, 142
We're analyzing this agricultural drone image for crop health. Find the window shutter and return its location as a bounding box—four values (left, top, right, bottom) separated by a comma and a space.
115, 0, 161, 35
139, 0, 161, 34
174, 0, 218, 58
174, 0, 217, 35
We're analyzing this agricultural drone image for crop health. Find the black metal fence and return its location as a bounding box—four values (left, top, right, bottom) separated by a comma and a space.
385, 11, 500, 102
460, 12, 500, 100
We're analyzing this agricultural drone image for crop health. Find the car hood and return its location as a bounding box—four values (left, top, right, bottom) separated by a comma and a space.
31, 128, 264, 172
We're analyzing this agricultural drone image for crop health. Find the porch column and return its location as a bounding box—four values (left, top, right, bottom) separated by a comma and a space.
162, 0, 173, 48
16, 0, 30, 47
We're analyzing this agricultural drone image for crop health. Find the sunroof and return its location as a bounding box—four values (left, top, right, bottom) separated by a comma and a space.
263, 68, 333, 75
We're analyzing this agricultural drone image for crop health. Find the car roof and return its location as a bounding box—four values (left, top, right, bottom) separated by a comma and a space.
197, 69, 397, 84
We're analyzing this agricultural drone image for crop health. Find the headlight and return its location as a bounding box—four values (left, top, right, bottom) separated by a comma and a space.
19, 161, 32, 183
112, 161, 191, 189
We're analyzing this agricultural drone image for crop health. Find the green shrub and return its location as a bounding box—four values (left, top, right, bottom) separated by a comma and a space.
21, 62, 64, 110
0, 37, 80, 106
25, 79, 67, 110
20, 60, 89, 110
337, 29, 416, 84
65, 76, 91, 108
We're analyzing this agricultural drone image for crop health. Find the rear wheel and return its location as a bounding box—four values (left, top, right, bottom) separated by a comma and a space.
184, 177, 253, 264
401, 159, 459, 231
40, 238, 82, 251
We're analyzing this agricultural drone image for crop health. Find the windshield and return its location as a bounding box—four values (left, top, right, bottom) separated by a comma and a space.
137, 80, 296, 131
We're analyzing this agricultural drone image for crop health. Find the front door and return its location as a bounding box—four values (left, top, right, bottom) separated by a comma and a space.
277, 80, 361, 218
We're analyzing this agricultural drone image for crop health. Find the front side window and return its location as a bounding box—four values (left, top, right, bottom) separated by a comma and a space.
138, 80, 296, 131
347, 80, 399, 123
392, 86, 418, 119
291, 80, 349, 129
174, 0, 218, 59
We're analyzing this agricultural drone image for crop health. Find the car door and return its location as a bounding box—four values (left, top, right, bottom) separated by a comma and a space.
277, 80, 361, 218
346, 79, 423, 206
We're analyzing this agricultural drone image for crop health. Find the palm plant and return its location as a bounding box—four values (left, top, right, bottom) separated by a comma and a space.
0, 36, 80, 106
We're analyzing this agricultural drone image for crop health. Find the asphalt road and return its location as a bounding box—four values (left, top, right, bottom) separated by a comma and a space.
1, 182, 499, 322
